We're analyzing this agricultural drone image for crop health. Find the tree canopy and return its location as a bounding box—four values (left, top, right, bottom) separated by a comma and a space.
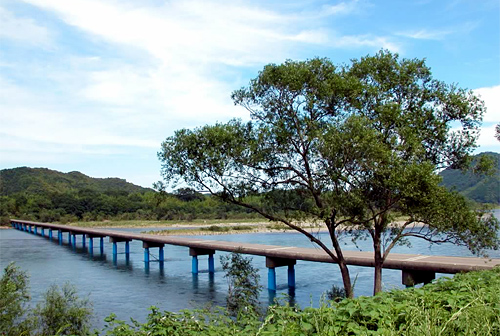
158, 50, 499, 296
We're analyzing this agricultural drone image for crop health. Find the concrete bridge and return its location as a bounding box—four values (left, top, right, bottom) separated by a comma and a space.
10, 219, 500, 291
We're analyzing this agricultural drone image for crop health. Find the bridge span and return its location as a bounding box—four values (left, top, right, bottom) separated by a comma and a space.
10, 219, 500, 291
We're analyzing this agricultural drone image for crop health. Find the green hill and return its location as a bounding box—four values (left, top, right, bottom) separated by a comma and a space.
0, 167, 151, 196
439, 152, 500, 204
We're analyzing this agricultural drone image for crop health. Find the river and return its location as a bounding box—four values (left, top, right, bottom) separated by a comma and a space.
1, 209, 499, 330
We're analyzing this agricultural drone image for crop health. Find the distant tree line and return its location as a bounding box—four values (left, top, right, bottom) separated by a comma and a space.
0, 187, 260, 225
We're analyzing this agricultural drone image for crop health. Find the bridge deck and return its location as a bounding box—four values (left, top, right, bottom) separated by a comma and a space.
11, 219, 500, 274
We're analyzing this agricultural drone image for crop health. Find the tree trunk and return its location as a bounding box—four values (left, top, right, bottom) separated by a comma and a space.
330, 232, 353, 298
373, 257, 383, 295
339, 260, 353, 298
373, 231, 383, 295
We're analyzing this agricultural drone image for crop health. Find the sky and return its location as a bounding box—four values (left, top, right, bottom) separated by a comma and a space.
0, 0, 499, 188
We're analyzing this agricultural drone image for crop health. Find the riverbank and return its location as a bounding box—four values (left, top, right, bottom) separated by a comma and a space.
2, 218, 424, 235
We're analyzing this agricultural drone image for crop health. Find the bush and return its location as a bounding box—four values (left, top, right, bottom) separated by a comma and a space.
220, 252, 262, 317
0, 263, 31, 335
0, 263, 93, 336
325, 284, 346, 302
32, 283, 93, 336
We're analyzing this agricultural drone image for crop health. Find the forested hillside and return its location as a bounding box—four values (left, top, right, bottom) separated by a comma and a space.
0, 168, 257, 225
439, 152, 500, 204
0, 167, 151, 195
0, 155, 497, 226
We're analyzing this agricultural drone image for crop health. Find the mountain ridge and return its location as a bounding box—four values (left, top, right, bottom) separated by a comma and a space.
439, 152, 499, 204
0, 167, 152, 196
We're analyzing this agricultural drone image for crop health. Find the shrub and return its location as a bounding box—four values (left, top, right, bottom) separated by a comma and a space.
32, 282, 93, 336
0, 263, 93, 336
220, 252, 262, 317
325, 284, 346, 302
0, 263, 31, 335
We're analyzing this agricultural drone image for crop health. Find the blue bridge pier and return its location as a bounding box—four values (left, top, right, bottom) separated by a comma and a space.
189, 247, 216, 274
10, 219, 500, 292
142, 241, 165, 270
87, 234, 106, 255
109, 237, 132, 263
266, 257, 296, 291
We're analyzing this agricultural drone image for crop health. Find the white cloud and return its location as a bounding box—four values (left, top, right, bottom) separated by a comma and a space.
474, 85, 500, 123
396, 29, 452, 40
0, 0, 400, 175
321, 1, 359, 16
476, 124, 499, 150
330, 34, 400, 52
0, 6, 52, 47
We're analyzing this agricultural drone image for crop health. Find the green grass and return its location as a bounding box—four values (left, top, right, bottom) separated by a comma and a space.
201, 225, 255, 232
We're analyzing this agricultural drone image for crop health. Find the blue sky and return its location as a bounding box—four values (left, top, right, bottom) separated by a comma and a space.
1, 0, 499, 188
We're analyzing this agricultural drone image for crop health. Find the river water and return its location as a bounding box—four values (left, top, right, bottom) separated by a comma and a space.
1, 210, 499, 330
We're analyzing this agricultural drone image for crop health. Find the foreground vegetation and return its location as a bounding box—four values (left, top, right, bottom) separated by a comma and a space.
0, 263, 92, 336
2, 260, 499, 335
101, 267, 500, 336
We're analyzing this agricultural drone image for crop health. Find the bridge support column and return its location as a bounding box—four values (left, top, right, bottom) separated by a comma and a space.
288, 264, 295, 289
268, 268, 276, 291
159, 247, 164, 262
266, 257, 297, 291
142, 241, 165, 267
109, 237, 132, 260
189, 248, 216, 274
87, 234, 105, 255
82, 234, 86, 248
192, 256, 198, 274
72, 234, 77, 248
158, 247, 164, 269
35, 226, 38, 235
41, 228, 45, 237
402, 270, 435, 287
67, 232, 71, 245
208, 254, 215, 273
49, 229, 53, 240
58, 231, 62, 245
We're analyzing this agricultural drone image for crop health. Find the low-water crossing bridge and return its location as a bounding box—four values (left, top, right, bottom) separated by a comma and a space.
10, 219, 500, 290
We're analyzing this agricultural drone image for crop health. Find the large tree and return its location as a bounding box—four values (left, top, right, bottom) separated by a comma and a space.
158, 51, 499, 297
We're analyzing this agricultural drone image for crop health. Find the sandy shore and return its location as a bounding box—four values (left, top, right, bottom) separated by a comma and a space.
2, 219, 424, 235
141, 220, 423, 236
